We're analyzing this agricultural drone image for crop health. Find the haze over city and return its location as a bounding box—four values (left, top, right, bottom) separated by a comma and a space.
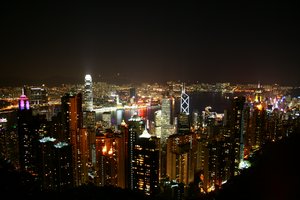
1, 2, 300, 87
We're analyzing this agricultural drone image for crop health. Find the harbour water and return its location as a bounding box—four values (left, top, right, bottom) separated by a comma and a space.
96, 92, 234, 126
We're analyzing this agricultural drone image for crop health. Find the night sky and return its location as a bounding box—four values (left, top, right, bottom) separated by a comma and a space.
1, 2, 299, 87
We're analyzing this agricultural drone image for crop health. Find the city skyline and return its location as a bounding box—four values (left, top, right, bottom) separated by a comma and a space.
1, 70, 300, 199
1, 2, 300, 87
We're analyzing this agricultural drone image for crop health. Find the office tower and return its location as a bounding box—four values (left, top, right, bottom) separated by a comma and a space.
178, 84, 190, 135
251, 104, 267, 149
83, 74, 96, 171
61, 93, 89, 187
197, 129, 231, 193
132, 128, 160, 196
84, 74, 93, 112
166, 133, 197, 186
95, 130, 125, 188
154, 110, 162, 138
180, 83, 189, 115
17, 90, 38, 175
127, 113, 144, 190
83, 110, 96, 167
38, 136, 56, 191
177, 113, 190, 135
229, 96, 247, 176
158, 97, 176, 180
119, 119, 129, 188
53, 141, 73, 191
161, 97, 174, 142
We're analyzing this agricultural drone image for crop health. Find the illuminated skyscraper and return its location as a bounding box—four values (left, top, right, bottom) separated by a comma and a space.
133, 128, 160, 196
178, 84, 190, 135
17, 90, 36, 173
84, 74, 93, 112
61, 93, 89, 187
53, 141, 72, 191
127, 113, 144, 190
95, 130, 125, 188
83, 74, 96, 170
19, 88, 30, 111
229, 96, 247, 176
18, 88, 48, 182
166, 133, 197, 186
180, 83, 189, 115
38, 136, 57, 191
161, 97, 174, 142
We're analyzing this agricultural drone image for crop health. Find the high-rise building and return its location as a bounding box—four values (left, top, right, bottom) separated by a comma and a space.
61, 93, 89, 187
127, 113, 144, 190
177, 113, 190, 135
196, 130, 231, 193
178, 84, 190, 135
251, 104, 267, 149
161, 97, 174, 142
17, 90, 37, 174
53, 141, 73, 191
180, 83, 189, 115
84, 74, 93, 112
83, 110, 96, 166
38, 136, 57, 191
166, 133, 197, 186
229, 96, 247, 176
83, 74, 96, 171
132, 128, 160, 196
95, 130, 125, 188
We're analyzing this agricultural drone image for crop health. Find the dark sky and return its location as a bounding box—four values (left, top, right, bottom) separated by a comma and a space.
1, 2, 299, 86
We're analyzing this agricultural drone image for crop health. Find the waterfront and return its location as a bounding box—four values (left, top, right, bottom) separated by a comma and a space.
96, 91, 234, 126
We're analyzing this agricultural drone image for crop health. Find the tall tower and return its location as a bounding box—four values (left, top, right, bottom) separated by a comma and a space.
133, 128, 160, 196
84, 74, 93, 112
95, 130, 125, 188
83, 74, 96, 173
177, 83, 190, 136
17, 88, 45, 178
180, 83, 189, 115
161, 97, 173, 143
61, 93, 88, 187
127, 113, 144, 190
230, 96, 246, 176
18, 90, 34, 173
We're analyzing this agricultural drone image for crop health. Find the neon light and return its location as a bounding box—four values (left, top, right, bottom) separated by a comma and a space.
26, 100, 30, 110
20, 100, 24, 110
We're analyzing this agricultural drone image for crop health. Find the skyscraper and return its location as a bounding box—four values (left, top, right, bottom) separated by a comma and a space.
133, 128, 160, 196
95, 130, 125, 188
178, 84, 190, 135
83, 74, 96, 169
61, 93, 89, 187
161, 97, 174, 142
17, 90, 36, 174
180, 83, 189, 115
229, 96, 247, 176
127, 113, 144, 190
84, 74, 93, 112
